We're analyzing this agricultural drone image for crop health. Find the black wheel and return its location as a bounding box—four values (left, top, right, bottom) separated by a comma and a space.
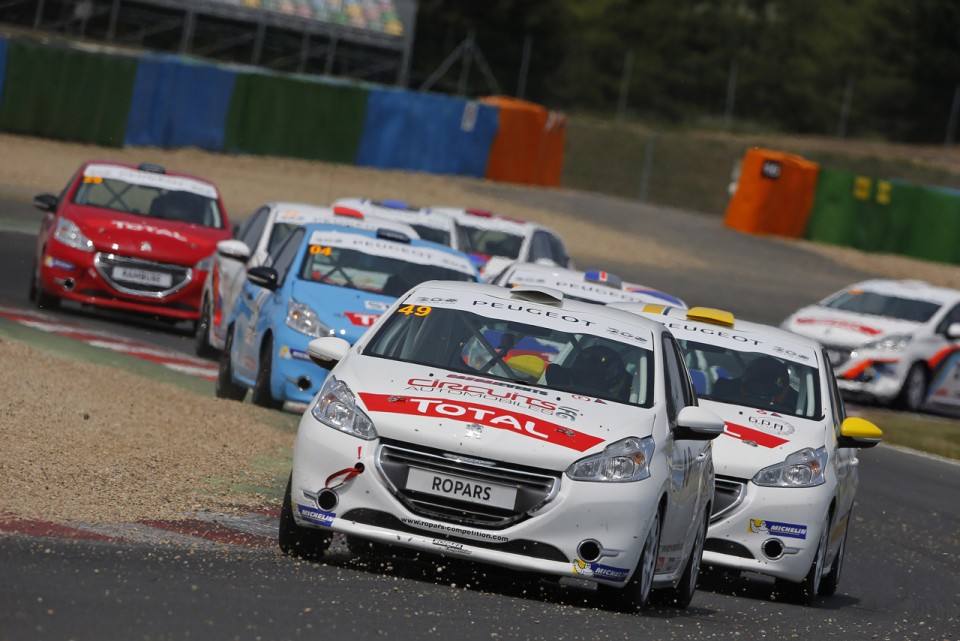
818, 515, 850, 596
194, 296, 218, 358
598, 508, 661, 612
896, 363, 928, 411
215, 327, 246, 401
251, 335, 284, 410
29, 255, 59, 309
775, 516, 829, 605
278, 474, 332, 561
655, 508, 708, 609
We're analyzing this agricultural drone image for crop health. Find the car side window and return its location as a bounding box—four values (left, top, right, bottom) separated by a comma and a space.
530, 231, 554, 262
267, 227, 304, 286
935, 303, 960, 335
238, 207, 270, 247
548, 233, 570, 267
822, 349, 846, 431
662, 335, 692, 425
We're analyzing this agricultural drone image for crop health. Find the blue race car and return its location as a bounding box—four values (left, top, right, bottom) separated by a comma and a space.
215, 223, 479, 408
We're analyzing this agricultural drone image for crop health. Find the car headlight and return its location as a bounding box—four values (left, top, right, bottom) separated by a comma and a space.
311, 377, 377, 440
858, 334, 912, 353
53, 217, 94, 252
753, 447, 827, 488
566, 436, 655, 482
286, 299, 334, 338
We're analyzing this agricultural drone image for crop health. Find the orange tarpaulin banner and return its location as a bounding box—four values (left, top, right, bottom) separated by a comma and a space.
481, 96, 565, 187
724, 148, 820, 237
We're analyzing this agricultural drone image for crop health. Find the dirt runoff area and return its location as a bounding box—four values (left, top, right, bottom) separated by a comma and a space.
1, 132, 959, 526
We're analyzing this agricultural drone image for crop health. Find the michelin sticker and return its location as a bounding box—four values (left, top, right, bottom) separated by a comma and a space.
572, 560, 630, 583
297, 504, 335, 527
749, 519, 807, 539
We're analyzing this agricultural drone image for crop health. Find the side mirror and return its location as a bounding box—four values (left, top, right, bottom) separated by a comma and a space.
308, 336, 350, 369
838, 416, 883, 449
217, 239, 252, 262
946, 322, 960, 340
676, 405, 726, 440
246, 266, 279, 290
33, 193, 58, 213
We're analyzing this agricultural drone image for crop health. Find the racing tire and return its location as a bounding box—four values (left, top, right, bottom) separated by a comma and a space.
215, 328, 247, 401
654, 507, 708, 609
598, 508, 662, 613
775, 516, 829, 605
194, 296, 218, 359
251, 336, 284, 410
29, 256, 60, 310
896, 363, 928, 412
278, 474, 332, 561
818, 515, 850, 597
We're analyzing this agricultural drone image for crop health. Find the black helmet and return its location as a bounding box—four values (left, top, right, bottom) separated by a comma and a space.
575, 345, 629, 400
741, 356, 790, 400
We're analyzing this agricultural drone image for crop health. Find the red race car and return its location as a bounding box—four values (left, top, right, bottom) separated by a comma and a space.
29, 161, 232, 327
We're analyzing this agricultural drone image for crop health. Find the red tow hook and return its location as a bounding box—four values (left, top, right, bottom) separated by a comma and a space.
325, 463, 365, 490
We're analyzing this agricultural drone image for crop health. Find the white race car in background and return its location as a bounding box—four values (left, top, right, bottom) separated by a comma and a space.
434, 207, 572, 280
781, 279, 960, 412
333, 197, 463, 251
490, 261, 687, 308
280, 281, 726, 611
615, 303, 882, 604
194, 201, 418, 356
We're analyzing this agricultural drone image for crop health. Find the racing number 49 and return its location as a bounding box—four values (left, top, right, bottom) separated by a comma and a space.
399, 305, 432, 317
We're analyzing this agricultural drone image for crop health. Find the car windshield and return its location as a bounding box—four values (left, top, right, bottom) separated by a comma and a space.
73, 178, 224, 228
458, 225, 524, 258
365, 306, 655, 407
268, 222, 300, 255
823, 290, 940, 323
299, 245, 474, 296
678, 339, 822, 419
410, 224, 452, 246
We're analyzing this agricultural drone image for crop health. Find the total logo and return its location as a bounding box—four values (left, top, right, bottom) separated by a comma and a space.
111, 220, 189, 242
344, 312, 380, 327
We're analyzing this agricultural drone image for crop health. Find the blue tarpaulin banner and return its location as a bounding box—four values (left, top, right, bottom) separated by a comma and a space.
124, 55, 236, 150
0, 38, 8, 108
356, 89, 498, 177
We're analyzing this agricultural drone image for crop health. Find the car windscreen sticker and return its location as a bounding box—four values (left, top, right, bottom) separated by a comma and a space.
306, 231, 474, 275
406, 288, 655, 346
84, 164, 218, 199
506, 270, 660, 303
662, 320, 816, 366
359, 393, 604, 452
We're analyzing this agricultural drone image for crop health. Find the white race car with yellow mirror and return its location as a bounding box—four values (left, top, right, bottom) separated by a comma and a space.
611, 303, 883, 604
280, 282, 725, 611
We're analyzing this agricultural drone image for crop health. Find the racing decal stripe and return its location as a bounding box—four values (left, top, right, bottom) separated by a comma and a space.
723, 421, 789, 449
359, 393, 604, 452
839, 358, 898, 380
927, 345, 960, 370
794, 317, 883, 336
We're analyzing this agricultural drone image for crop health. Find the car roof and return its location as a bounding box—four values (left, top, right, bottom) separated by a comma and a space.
333, 198, 458, 231
267, 202, 421, 238
495, 261, 686, 306
824, 278, 960, 307
433, 206, 552, 236
611, 302, 825, 355
405, 280, 671, 335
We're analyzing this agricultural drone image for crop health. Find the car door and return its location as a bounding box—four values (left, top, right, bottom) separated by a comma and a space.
823, 350, 857, 528
235, 227, 304, 381
217, 206, 271, 343
657, 334, 708, 576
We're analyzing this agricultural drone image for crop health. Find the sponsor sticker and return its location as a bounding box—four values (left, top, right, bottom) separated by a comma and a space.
572, 560, 630, 583
748, 519, 807, 539
747, 413, 796, 436
432, 539, 472, 555
401, 517, 508, 542
278, 346, 311, 361
44, 256, 75, 271
296, 504, 335, 527
344, 311, 380, 326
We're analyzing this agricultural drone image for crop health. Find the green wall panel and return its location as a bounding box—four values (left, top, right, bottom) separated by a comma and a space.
224, 73, 369, 163
806, 169, 858, 246
0, 41, 136, 146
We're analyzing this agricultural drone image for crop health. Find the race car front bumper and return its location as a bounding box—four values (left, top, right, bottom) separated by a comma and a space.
835, 357, 906, 405
290, 415, 662, 587
701, 478, 832, 583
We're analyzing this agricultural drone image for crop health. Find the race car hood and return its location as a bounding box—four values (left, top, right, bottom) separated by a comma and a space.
783, 305, 920, 348
66, 207, 227, 264
334, 357, 657, 472
699, 399, 828, 479
291, 280, 393, 344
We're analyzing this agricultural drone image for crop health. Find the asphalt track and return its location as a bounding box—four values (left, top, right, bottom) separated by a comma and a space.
0, 191, 958, 640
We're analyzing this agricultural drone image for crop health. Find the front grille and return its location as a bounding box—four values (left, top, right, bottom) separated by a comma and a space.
712, 477, 746, 523
824, 345, 853, 367
341, 508, 568, 562
94, 253, 192, 299
376, 441, 560, 529
704, 538, 754, 559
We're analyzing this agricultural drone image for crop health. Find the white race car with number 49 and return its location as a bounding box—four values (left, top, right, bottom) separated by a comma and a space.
280, 282, 725, 612
615, 303, 883, 604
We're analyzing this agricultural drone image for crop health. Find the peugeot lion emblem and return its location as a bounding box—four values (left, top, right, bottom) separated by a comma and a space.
140, 241, 152, 252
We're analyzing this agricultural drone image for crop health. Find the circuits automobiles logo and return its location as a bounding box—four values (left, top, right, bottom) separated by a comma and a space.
572, 559, 630, 583
748, 519, 807, 539
296, 504, 335, 527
